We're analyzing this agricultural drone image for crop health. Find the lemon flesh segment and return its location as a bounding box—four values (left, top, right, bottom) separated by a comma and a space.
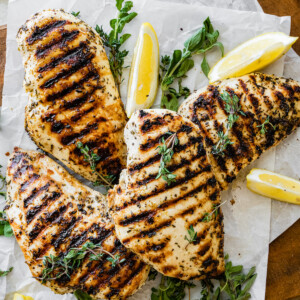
126, 22, 159, 118
208, 32, 298, 83
246, 168, 300, 205
13, 293, 34, 300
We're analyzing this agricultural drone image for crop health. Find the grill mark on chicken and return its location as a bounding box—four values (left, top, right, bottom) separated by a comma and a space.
130, 135, 206, 175
26, 191, 61, 224
38, 42, 90, 73
40, 51, 95, 89
20, 173, 40, 192
24, 183, 50, 208
118, 165, 212, 210
35, 30, 80, 58
26, 20, 67, 45
45, 70, 99, 102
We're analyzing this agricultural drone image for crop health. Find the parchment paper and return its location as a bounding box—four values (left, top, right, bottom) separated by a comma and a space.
0, 0, 299, 299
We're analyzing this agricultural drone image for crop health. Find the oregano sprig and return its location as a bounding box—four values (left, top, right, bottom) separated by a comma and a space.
212, 91, 245, 156
160, 17, 224, 111
39, 242, 125, 283
201, 200, 228, 223
156, 132, 178, 185
76, 142, 115, 190
95, 0, 137, 96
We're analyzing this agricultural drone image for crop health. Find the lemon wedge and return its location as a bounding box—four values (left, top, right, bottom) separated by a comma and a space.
13, 293, 34, 300
208, 32, 298, 83
247, 168, 300, 205
126, 22, 159, 117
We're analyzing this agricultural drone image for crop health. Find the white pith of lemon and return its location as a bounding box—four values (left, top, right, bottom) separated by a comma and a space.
247, 168, 300, 205
13, 293, 34, 300
208, 32, 298, 83
126, 22, 159, 118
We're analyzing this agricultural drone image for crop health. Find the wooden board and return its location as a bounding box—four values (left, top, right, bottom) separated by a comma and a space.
0, 2, 300, 298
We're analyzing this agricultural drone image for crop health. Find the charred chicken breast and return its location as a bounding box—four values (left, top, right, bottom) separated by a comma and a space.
17, 9, 127, 182
5, 148, 149, 299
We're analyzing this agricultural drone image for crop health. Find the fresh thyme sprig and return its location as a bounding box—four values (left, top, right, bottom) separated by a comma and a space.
95, 0, 137, 96
212, 92, 245, 156
185, 225, 197, 244
151, 274, 196, 300
160, 17, 224, 111
156, 132, 178, 185
202, 200, 228, 223
76, 142, 115, 190
0, 267, 13, 277
71, 11, 80, 17
257, 116, 276, 135
39, 241, 125, 282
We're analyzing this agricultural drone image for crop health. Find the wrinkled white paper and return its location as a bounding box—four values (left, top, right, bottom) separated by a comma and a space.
0, 0, 299, 299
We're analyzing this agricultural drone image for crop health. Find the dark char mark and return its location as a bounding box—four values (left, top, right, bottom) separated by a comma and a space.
24, 183, 50, 208
26, 191, 61, 224
45, 69, 99, 102
40, 45, 95, 89
38, 42, 89, 73
27, 20, 67, 45
20, 173, 40, 192
35, 30, 79, 58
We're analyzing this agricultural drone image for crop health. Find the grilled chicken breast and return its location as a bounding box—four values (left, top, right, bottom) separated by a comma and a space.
108, 110, 224, 280
179, 73, 300, 190
5, 148, 149, 299
17, 9, 127, 182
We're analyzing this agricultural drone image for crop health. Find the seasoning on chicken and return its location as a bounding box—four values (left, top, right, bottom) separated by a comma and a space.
108, 109, 224, 280
5, 148, 149, 299
17, 9, 127, 182
179, 73, 300, 190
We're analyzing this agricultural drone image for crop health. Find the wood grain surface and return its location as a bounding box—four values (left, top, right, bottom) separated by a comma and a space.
0, 2, 300, 299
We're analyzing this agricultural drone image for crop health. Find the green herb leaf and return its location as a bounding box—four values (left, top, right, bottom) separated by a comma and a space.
96, 0, 137, 96
160, 17, 223, 111
76, 143, 115, 189
156, 133, 178, 184
256, 116, 276, 135
0, 211, 13, 237
201, 55, 210, 77
148, 268, 158, 281
184, 225, 197, 244
71, 11, 80, 17
0, 267, 13, 277
74, 290, 93, 300
212, 92, 245, 156
151, 275, 195, 300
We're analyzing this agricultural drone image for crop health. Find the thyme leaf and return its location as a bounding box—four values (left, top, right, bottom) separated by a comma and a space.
212, 92, 245, 156
256, 116, 276, 135
74, 290, 93, 300
156, 133, 178, 185
39, 242, 124, 283
95, 0, 137, 96
160, 17, 223, 111
76, 142, 115, 189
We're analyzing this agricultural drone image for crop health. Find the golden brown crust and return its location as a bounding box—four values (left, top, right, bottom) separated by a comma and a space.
17, 9, 127, 182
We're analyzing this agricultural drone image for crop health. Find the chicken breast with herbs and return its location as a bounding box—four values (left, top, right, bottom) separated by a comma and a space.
108, 110, 224, 280
179, 73, 300, 190
17, 9, 127, 182
5, 148, 149, 299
